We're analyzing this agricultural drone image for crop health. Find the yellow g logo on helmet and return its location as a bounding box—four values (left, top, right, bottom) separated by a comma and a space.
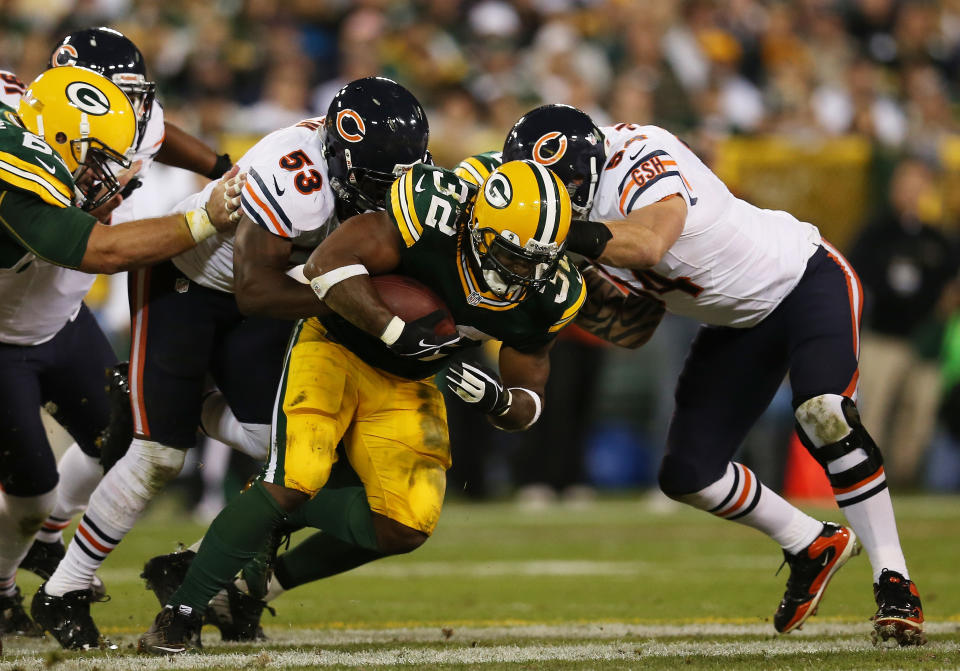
470, 159, 572, 302
18, 66, 135, 174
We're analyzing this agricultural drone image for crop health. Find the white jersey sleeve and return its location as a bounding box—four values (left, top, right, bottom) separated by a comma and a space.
172, 118, 338, 293
591, 124, 822, 328
239, 118, 336, 240
0, 70, 26, 110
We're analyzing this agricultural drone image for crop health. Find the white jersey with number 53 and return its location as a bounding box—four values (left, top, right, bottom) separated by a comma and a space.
591, 124, 821, 328
173, 118, 337, 292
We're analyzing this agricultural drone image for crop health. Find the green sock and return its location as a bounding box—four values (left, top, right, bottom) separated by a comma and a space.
284, 485, 379, 551
169, 481, 286, 612
274, 531, 384, 590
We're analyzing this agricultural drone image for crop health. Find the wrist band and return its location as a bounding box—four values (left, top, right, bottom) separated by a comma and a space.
380, 316, 405, 345
567, 219, 612, 259
495, 388, 513, 417
508, 387, 542, 429
309, 264, 369, 300
207, 153, 232, 180
184, 207, 217, 243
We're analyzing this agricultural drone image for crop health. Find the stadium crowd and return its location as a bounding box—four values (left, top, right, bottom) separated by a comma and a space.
2, 0, 960, 501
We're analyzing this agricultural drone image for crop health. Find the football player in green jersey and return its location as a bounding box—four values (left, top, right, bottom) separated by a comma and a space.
137, 159, 585, 653
0, 65, 242, 641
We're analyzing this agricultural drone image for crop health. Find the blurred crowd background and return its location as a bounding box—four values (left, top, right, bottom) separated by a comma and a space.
4, 0, 960, 510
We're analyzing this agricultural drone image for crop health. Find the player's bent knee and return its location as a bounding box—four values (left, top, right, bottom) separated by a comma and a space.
658, 452, 723, 499
372, 514, 428, 555
795, 394, 885, 501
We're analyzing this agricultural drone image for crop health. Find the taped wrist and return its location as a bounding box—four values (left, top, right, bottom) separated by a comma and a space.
380, 316, 405, 345
567, 219, 612, 259
206, 153, 233, 180
309, 264, 369, 301
184, 207, 217, 243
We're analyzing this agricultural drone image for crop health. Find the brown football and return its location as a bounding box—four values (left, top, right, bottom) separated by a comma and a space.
371, 274, 457, 336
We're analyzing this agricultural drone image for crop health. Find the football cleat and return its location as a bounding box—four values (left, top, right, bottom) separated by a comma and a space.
774, 522, 859, 633
872, 569, 926, 646
137, 605, 203, 655
19, 538, 65, 580
141, 548, 196, 607
206, 583, 270, 642
0, 586, 44, 637
30, 583, 114, 650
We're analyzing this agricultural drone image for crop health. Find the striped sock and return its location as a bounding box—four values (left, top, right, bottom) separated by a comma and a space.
35, 515, 71, 545
44, 512, 122, 597
679, 462, 823, 554
0, 573, 17, 598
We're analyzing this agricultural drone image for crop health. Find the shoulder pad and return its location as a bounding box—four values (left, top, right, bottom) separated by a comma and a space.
453, 151, 502, 187
386, 164, 472, 248
239, 125, 334, 239
0, 121, 74, 208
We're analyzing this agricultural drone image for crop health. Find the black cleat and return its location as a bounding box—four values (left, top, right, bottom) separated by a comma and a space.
872, 569, 926, 646
19, 539, 65, 580
99, 362, 134, 474
0, 586, 44, 637
774, 522, 859, 633
206, 583, 270, 642
30, 583, 114, 650
137, 605, 202, 655
141, 549, 196, 607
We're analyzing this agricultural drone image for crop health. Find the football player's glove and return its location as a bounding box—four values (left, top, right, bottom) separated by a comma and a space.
381, 311, 462, 360
445, 361, 512, 416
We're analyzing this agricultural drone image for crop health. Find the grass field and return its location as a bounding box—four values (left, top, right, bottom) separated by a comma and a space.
2, 493, 958, 670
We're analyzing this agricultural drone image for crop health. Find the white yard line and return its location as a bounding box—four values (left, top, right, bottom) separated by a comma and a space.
2, 622, 956, 670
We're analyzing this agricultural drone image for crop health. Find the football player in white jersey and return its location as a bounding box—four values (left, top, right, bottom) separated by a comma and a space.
1, 27, 235, 611
31, 76, 432, 650
503, 104, 925, 647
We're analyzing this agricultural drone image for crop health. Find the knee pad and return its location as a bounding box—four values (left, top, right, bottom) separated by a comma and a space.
795, 394, 885, 502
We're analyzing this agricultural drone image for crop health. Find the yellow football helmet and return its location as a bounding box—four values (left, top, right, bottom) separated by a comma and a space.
18, 66, 135, 210
470, 159, 572, 303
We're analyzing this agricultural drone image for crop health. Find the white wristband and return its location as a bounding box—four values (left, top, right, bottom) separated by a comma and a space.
380, 316, 405, 345
509, 387, 542, 429
184, 207, 217, 243
309, 264, 369, 301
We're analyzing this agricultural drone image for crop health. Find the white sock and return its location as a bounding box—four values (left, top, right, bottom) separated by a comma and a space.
200, 391, 269, 461
35, 443, 103, 545
45, 439, 185, 597
0, 489, 58, 596
677, 462, 824, 554
842, 488, 907, 582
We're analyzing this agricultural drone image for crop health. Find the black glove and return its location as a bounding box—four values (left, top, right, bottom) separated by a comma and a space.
119, 176, 143, 200
445, 360, 512, 416
381, 311, 462, 360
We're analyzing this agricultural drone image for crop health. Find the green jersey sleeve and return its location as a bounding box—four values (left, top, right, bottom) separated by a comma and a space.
386, 164, 472, 249
0, 105, 76, 208
502, 255, 587, 352
0, 189, 95, 269
453, 151, 502, 187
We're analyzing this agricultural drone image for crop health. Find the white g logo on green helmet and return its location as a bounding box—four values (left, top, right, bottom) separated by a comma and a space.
483, 172, 512, 209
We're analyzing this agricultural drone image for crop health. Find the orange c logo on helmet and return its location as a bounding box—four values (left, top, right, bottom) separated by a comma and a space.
336, 109, 365, 143
52, 44, 79, 68
533, 132, 568, 166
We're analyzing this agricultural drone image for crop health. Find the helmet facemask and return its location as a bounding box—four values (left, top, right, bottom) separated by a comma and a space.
69, 113, 132, 211
114, 74, 156, 143
469, 223, 563, 303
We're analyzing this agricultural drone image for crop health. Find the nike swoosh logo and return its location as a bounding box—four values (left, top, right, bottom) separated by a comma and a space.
272, 175, 285, 196
819, 547, 834, 568
36, 157, 56, 174
627, 145, 647, 161
414, 175, 426, 193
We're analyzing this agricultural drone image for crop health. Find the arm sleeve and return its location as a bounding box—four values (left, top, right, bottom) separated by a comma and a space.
0, 189, 96, 268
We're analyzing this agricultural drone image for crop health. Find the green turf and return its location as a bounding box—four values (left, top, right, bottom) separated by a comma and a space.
2, 492, 957, 670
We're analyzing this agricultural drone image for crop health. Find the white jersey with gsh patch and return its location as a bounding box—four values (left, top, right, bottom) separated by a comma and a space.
173, 118, 337, 293
592, 124, 821, 328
